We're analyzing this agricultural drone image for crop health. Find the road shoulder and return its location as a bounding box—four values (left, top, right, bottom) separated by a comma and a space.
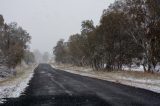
51, 64, 160, 93
0, 65, 36, 103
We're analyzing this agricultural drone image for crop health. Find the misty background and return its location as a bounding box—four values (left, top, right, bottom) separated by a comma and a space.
0, 0, 114, 55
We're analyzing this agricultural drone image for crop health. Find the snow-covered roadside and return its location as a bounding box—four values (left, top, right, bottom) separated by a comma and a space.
0, 65, 36, 103
52, 64, 160, 93
122, 65, 160, 72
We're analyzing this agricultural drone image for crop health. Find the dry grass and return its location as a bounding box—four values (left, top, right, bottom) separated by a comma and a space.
53, 63, 160, 80
97, 70, 160, 80
0, 65, 34, 86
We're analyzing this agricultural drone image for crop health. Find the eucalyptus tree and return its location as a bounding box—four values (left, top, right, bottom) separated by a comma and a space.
0, 15, 31, 68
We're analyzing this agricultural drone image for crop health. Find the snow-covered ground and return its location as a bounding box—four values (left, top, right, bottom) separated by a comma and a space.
0, 66, 16, 79
52, 64, 160, 93
122, 65, 160, 72
0, 65, 36, 103
122, 65, 144, 72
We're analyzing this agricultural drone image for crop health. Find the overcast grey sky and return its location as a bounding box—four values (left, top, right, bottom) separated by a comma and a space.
0, 0, 115, 54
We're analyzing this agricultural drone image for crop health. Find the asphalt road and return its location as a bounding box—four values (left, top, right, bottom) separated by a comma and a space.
1, 64, 160, 106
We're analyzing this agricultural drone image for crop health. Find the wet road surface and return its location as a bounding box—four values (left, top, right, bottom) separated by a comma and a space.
1, 64, 160, 106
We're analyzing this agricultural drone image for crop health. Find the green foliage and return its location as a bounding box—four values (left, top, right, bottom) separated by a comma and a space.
53, 39, 67, 63
53, 0, 160, 72
0, 15, 31, 68
24, 50, 35, 65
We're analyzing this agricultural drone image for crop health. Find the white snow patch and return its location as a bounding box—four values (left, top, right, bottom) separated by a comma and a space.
0, 66, 35, 103
122, 65, 144, 72
123, 65, 160, 72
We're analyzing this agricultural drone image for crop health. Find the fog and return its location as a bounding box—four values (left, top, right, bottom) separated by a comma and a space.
0, 0, 115, 54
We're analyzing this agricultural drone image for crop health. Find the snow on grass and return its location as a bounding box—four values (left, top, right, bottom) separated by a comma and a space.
122, 65, 160, 72
0, 65, 36, 103
52, 64, 160, 93
122, 65, 144, 72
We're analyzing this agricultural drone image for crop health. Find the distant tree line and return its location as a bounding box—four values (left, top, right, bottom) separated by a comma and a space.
24, 50, 35, 65
0, 15, 34, 68
53, 0, 160, 73
33, 50, 50, 63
